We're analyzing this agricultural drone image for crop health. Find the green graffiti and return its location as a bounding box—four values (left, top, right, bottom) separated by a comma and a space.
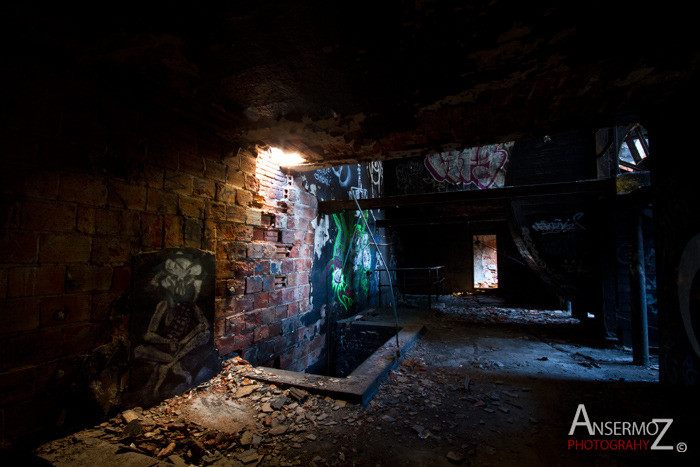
325, 212, 375, 311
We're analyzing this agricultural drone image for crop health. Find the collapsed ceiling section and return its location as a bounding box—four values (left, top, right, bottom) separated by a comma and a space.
4, 1, 698, 167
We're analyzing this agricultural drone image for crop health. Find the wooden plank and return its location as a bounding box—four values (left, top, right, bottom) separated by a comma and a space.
318, 179, 613, 213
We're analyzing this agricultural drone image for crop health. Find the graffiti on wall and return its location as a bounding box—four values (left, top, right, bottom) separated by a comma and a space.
424, 142, 513, 189
323, 213, 375, 312
531, 212, 585, 234
130, 249, 220, 405
395, 159, 447, 194
369, 160, 383, 196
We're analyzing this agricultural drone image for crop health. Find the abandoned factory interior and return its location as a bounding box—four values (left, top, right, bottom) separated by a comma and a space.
2, 2, 700, 466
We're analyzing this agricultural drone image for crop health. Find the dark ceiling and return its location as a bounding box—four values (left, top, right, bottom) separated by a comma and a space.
3, 2, 699, 168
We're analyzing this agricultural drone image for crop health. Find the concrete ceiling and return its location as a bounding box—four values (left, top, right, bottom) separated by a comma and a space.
4, 2, 699, 168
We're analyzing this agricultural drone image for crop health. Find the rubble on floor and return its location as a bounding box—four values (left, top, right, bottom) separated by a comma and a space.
37, 352, 538, 466
35, 299, 675, 466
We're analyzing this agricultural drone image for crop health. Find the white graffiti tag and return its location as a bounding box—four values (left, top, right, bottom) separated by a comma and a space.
424, 142, 512, 189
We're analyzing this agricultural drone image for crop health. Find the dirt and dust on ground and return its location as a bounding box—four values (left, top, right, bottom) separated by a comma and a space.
30, 295, 700, 466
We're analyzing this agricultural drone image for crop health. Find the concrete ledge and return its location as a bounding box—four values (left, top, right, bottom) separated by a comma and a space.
245, 323, 425, 405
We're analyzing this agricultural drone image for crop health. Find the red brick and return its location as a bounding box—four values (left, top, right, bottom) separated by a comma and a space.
225, 314, 244, 334
179, 152, 204, 176
0, 366, 36, 405
281, 230, 295, 244
0, 297, 40, 333
246, 208, 262, 226
245, 276, 262, 294
281, 259, 295, 274
264, 230, 279, 243
226, 278, 245, 296
204, 160, 227, 182
121, 211, 141, 237
254, 292, 269, 309
217, 222, 254, 242
207, 200, 227, 220
40, 294, 91, 327
215, 183, 235, 204
261, 275, 274, 292
66, 264, 112, 293
236, 189, 253, 207
215, 260, 235, 280
146, 188, 178, 214
163, 215, 184, 247
234, 261, 255, 278
129, 165, 164, 188
0, 268, 7, 299
193, 177, 216, 199
59, 174, 107, 206
215, 297, 232, 319
108, 182, 147, 211
252, 227, 265, 242
164, 171, 193, 195
235, 294, 254, 313
23, 171, 59, 199
1, 198, 20, 230
247, 243, 263, 259
214, 317, 225, 338
140, 212, 163, 248
235, 332, 253, 350
35, 356, 82, 394
227, 204, 246, 223
22, 200, 76, 232
281, 287, 295, 304
179, 196, 206, 218
91, 292, 119, 321
5, 328, 62, 368
63, 322, 106, 355
0, 232, 39, 263
287, 301, 300, 317
226, 170, 245, 188
112, 266, 131, 293
39, 233, 91, 263
76, 206, 96, 234
7, 265, 64, 297
246, 309, 262, 327
215, 335, 236, 355
91, 238, 133, 264
240, 155, 257, 175
203, 219, 217, 250
222, 141, 240, 163
253, 325, 269, 343
183, 218, 203, 248
269, 322, 283, 338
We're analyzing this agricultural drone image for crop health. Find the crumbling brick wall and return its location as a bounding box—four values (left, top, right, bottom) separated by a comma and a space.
0, 105, 319, 448
212, 148, 322, 371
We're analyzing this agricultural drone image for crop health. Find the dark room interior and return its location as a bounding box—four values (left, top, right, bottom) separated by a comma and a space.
2, 2, 700, 465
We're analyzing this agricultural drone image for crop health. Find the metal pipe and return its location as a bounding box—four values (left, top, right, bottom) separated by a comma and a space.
629, 207, 650, 366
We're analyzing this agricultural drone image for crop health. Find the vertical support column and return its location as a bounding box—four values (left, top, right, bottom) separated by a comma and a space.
428, 268, 432, 310
629, 207, 650, 366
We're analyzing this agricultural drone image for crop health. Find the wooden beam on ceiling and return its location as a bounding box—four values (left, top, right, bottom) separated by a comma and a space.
318, 179, 614, 213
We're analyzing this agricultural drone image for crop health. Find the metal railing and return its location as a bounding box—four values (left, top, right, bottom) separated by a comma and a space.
377, 266, 445, 310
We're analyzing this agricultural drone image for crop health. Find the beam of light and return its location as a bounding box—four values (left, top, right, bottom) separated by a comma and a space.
265, 147, 305, 167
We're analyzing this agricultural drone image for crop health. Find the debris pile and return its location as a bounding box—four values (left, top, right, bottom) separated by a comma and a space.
35, 357, 368, 466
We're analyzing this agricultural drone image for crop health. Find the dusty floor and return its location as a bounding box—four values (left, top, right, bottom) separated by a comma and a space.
28, 296, 700, 466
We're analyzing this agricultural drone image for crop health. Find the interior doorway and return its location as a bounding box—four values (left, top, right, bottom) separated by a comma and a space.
473, 234, 498, 289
